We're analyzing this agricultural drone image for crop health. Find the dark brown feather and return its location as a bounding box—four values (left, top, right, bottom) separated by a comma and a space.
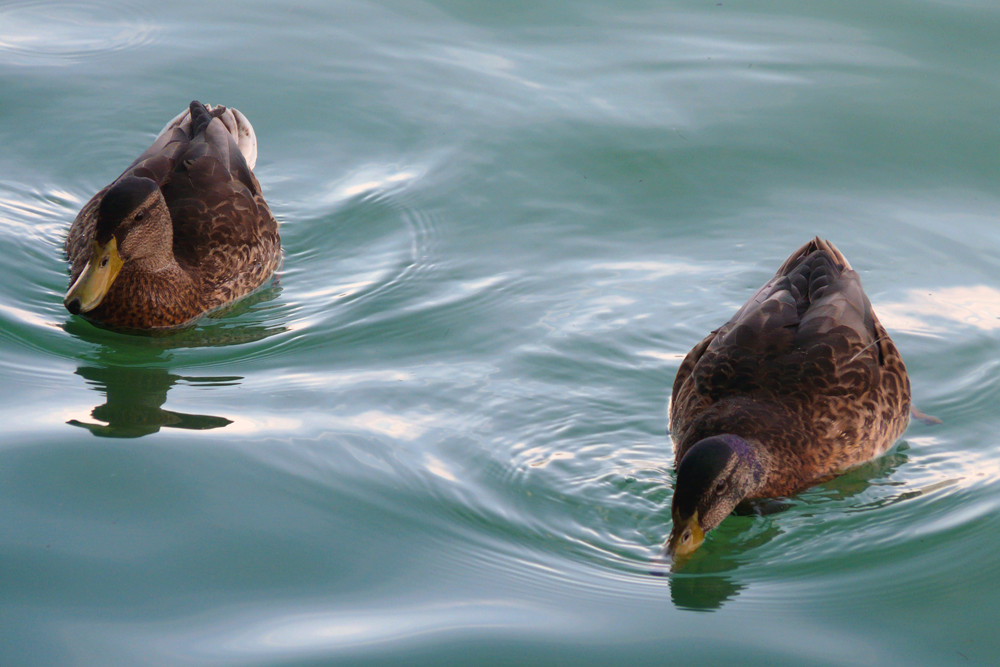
669, 238, 911, 497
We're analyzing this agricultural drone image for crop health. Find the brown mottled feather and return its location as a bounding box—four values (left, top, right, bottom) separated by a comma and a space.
64, 102, 281, 329
669, 238, 910, 497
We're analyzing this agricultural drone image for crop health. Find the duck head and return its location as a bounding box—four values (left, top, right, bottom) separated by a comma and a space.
666, 434, 766, 559
65, 176, 172, 314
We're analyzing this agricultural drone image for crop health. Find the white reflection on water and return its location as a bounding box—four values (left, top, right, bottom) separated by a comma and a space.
905, 434, 1000, 493
244, 601, 563, 650
0, 186, 79, 241
636, 349, 687, 361
0, 302, 61, 329
320, 165, 424, 205
270, 370, 415, 389
120, 600, 571, 662
593, 260, 704, 281
225, 409, 431, 441
0, 1, 157, 66
517, 446, 575, 469
341, 410, 432, 441
878, 285, 1000, 336
223, 415, 303, 435
424, 454, 458, 482
431, 45, 544, 90
291, 271, 385, 303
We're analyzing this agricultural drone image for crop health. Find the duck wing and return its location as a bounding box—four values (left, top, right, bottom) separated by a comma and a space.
147, 101, 278, 283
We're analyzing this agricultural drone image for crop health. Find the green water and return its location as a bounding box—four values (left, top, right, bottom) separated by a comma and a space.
2, 0, 999, 664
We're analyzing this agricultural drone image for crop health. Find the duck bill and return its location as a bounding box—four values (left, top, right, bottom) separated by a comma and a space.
666, 513, 705, 560
64, 238, 123, 314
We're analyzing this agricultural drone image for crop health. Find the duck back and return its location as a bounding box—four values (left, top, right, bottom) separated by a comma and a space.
669, 238, 910, 497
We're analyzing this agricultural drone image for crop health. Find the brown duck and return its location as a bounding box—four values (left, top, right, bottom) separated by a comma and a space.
666, 238, 910, 558
64, 100, 281, 330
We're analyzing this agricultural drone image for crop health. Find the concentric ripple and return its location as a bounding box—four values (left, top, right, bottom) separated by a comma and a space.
0, 1, 157, 66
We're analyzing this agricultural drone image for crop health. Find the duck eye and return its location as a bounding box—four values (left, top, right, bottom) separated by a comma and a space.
681, 529, 692, 543
135, 211, 145, 221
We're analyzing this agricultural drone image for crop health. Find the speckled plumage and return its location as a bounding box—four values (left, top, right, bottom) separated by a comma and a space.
669, 238, 911, 498
64, 101, 281, 329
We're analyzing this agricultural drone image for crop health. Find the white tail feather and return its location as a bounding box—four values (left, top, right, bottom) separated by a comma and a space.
154, 103, 258, 169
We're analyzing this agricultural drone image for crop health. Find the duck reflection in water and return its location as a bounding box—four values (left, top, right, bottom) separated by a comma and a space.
656, 508, 783, 611
62, 281, 283, 438
68, 364, 237, 438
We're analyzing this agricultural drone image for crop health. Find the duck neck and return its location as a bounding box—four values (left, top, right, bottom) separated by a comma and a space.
120, 211, 177, 275
723, 434, 770, 498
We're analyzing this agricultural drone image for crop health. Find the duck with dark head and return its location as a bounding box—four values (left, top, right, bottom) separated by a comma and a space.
666, 238, 910, 559
64, 100, 280, 330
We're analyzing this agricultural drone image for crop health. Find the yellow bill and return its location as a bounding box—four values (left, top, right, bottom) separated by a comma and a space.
666, 511, 705, 559
64, 238, 123, 314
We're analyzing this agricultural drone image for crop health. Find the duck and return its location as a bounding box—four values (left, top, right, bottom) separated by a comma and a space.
63, 100, 281, 330
666, 238, 910, 558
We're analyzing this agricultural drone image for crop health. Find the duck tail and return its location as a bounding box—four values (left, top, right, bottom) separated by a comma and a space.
812, 237, 852, 270
188, 100, 213, 137
776, 237, 852, 276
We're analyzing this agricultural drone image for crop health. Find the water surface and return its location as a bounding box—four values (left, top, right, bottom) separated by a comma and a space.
2, 1, 1000, 665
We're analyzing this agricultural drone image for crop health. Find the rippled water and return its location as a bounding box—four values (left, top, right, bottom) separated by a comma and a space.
3, 0, 1000, 664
